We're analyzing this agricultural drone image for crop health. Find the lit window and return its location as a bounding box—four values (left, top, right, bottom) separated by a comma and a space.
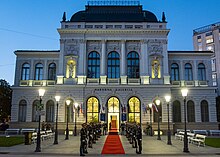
211, 59, 216, 71
212, 74, 217, 86
206, 38, 214, 44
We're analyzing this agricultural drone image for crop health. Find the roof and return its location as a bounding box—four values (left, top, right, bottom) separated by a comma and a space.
168, 51, 213, 54
70, 5, 158, 22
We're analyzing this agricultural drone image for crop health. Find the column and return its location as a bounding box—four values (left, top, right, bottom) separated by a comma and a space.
100, 40, 107, 84
162, 40, 170, 84
140, 40, 149, 84
194, 61, 198, 86
180, 60, 185, 86
77, 39, 87, 84
43, 59, 47, 86
57, 39, 65, 84
29, 59, 34, 86
120, 40, 127, 84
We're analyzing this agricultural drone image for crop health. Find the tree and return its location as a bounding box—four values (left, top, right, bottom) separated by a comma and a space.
0, 79, 12, 122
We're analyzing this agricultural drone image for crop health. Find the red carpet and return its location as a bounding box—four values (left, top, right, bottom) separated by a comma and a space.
101, 134, 125, 154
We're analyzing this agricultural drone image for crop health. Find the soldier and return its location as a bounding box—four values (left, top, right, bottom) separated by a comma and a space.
102, 122, 107, 135
88, 124, 93, 148
136, 124, 142, 154
80, 123, 87, 156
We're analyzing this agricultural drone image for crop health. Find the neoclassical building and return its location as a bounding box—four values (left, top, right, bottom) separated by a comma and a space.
11, 1, 219, 133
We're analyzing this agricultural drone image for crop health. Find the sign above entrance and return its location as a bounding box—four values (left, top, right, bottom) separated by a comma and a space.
94, 88, 133, 92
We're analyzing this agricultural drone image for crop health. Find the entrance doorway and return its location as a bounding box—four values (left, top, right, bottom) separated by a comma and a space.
107, 97, 120, 131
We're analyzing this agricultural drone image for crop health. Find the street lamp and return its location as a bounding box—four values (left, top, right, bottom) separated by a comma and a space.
155, 99, 161, 140
181, 88, 189, 153
165, 95, 172, 145
148, 103, 153, 136
54, 96, 60, 145
74, 103, 79, 136
65, 100, 71, 140
35, 89, 45, 152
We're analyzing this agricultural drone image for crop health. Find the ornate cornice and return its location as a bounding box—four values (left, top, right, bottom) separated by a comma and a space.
58, 29, 170, 35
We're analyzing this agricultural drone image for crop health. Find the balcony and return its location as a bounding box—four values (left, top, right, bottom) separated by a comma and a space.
171, 81, 181, 86
128, 78, 140, 85
199, 81, 208, 86
108, 78, 120, 85
19, 80, 56, 86
87, 78, 99, 85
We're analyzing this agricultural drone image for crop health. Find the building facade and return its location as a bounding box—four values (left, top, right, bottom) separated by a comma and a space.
11, 1, 219, 133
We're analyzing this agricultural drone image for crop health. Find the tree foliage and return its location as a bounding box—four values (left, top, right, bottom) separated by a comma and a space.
0, 79, 12, 122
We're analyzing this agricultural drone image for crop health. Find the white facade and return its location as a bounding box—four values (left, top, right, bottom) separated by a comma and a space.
11, 3, 219, 132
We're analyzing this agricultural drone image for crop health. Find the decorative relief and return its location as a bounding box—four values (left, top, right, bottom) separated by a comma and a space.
148, 40, 163, 56
107, 41, 120, 52
87, 41, 101, 52
126, 41, 141, 52
65, 39, 80, 55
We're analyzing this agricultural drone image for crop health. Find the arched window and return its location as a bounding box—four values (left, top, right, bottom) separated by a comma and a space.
46, 100, 55, 122
87, 97, 99, 122
87, 51, 100, 78
32, 100, 40, 122
107, 51, 120, 78
153, 100, 162, 122
21, 63, 30, 80
127, 52, 139, 78
18, 100, 27, 122
187, 100, 195, 122
48, 63, 56, 80
35, 63, 43, 80
201, 100, 209, 122
185, 63, 193, 81
128, 97, 140, 123
198, 63, 206, 81
172, 100, 181, 122
171, 63, 179, 81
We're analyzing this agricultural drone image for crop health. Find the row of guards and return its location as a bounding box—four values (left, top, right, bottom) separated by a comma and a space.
79, 122, 108, 156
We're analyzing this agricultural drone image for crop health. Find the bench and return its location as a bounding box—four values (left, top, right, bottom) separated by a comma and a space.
5, 128, 20, 135
175, 131, 184, 140
209, 130, 220, 136
191, 134, 206, 147
193, 130, 208, 136
187, 132, 195, 143
20, 128, 36, 134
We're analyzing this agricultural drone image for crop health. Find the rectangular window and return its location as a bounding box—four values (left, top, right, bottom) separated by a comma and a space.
85, 25, 93, 28
212, 59, 216, 71
106, 25, 113, 29
95, 25, 103, 28
125, 25, 133, 29
212, 74, 217, 86
206, 38, 214, 44
135, 25, 143, 29
206, 45, 214, 51
115, 25, 122, 29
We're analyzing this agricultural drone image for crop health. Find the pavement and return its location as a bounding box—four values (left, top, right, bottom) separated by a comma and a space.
0, 134, 219, 157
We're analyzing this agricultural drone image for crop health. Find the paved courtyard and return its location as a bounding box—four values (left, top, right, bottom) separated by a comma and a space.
0, 135, 219, 157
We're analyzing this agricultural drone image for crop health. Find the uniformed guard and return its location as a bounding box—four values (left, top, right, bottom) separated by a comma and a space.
80, 123, 88, 156
136, 124, 142, 154
88, 124, 93, 148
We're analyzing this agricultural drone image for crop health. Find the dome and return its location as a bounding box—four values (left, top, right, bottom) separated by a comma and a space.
70, 5, 158, 22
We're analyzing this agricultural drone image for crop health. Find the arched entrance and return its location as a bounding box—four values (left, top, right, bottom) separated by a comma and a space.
107, 97, 120, 130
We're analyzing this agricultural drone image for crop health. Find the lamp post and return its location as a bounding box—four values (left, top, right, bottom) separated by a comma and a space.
74, 103, 79, 136
54, 96, 60, 145
65, 100, 71, 140
165, 95, 172, 145
155, 99, 161, 140
148, 103, 153, 136
181, 88, 189, 153
35, 89, 45, 152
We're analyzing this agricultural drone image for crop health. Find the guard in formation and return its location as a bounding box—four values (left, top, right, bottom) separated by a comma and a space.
125, 122, 142, 154
79, 122, 104, 156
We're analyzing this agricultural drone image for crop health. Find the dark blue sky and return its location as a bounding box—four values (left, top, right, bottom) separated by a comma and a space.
0, 0, 219, 85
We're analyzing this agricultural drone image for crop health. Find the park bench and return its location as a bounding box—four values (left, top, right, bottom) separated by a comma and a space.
209, 130, 220, 136
5, 128, 20, 135
187, 132, 195, 143
193, 130, 208, 136
175, 131, 184, 140
20, 128, 36, 134
191, 134, 206, 147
